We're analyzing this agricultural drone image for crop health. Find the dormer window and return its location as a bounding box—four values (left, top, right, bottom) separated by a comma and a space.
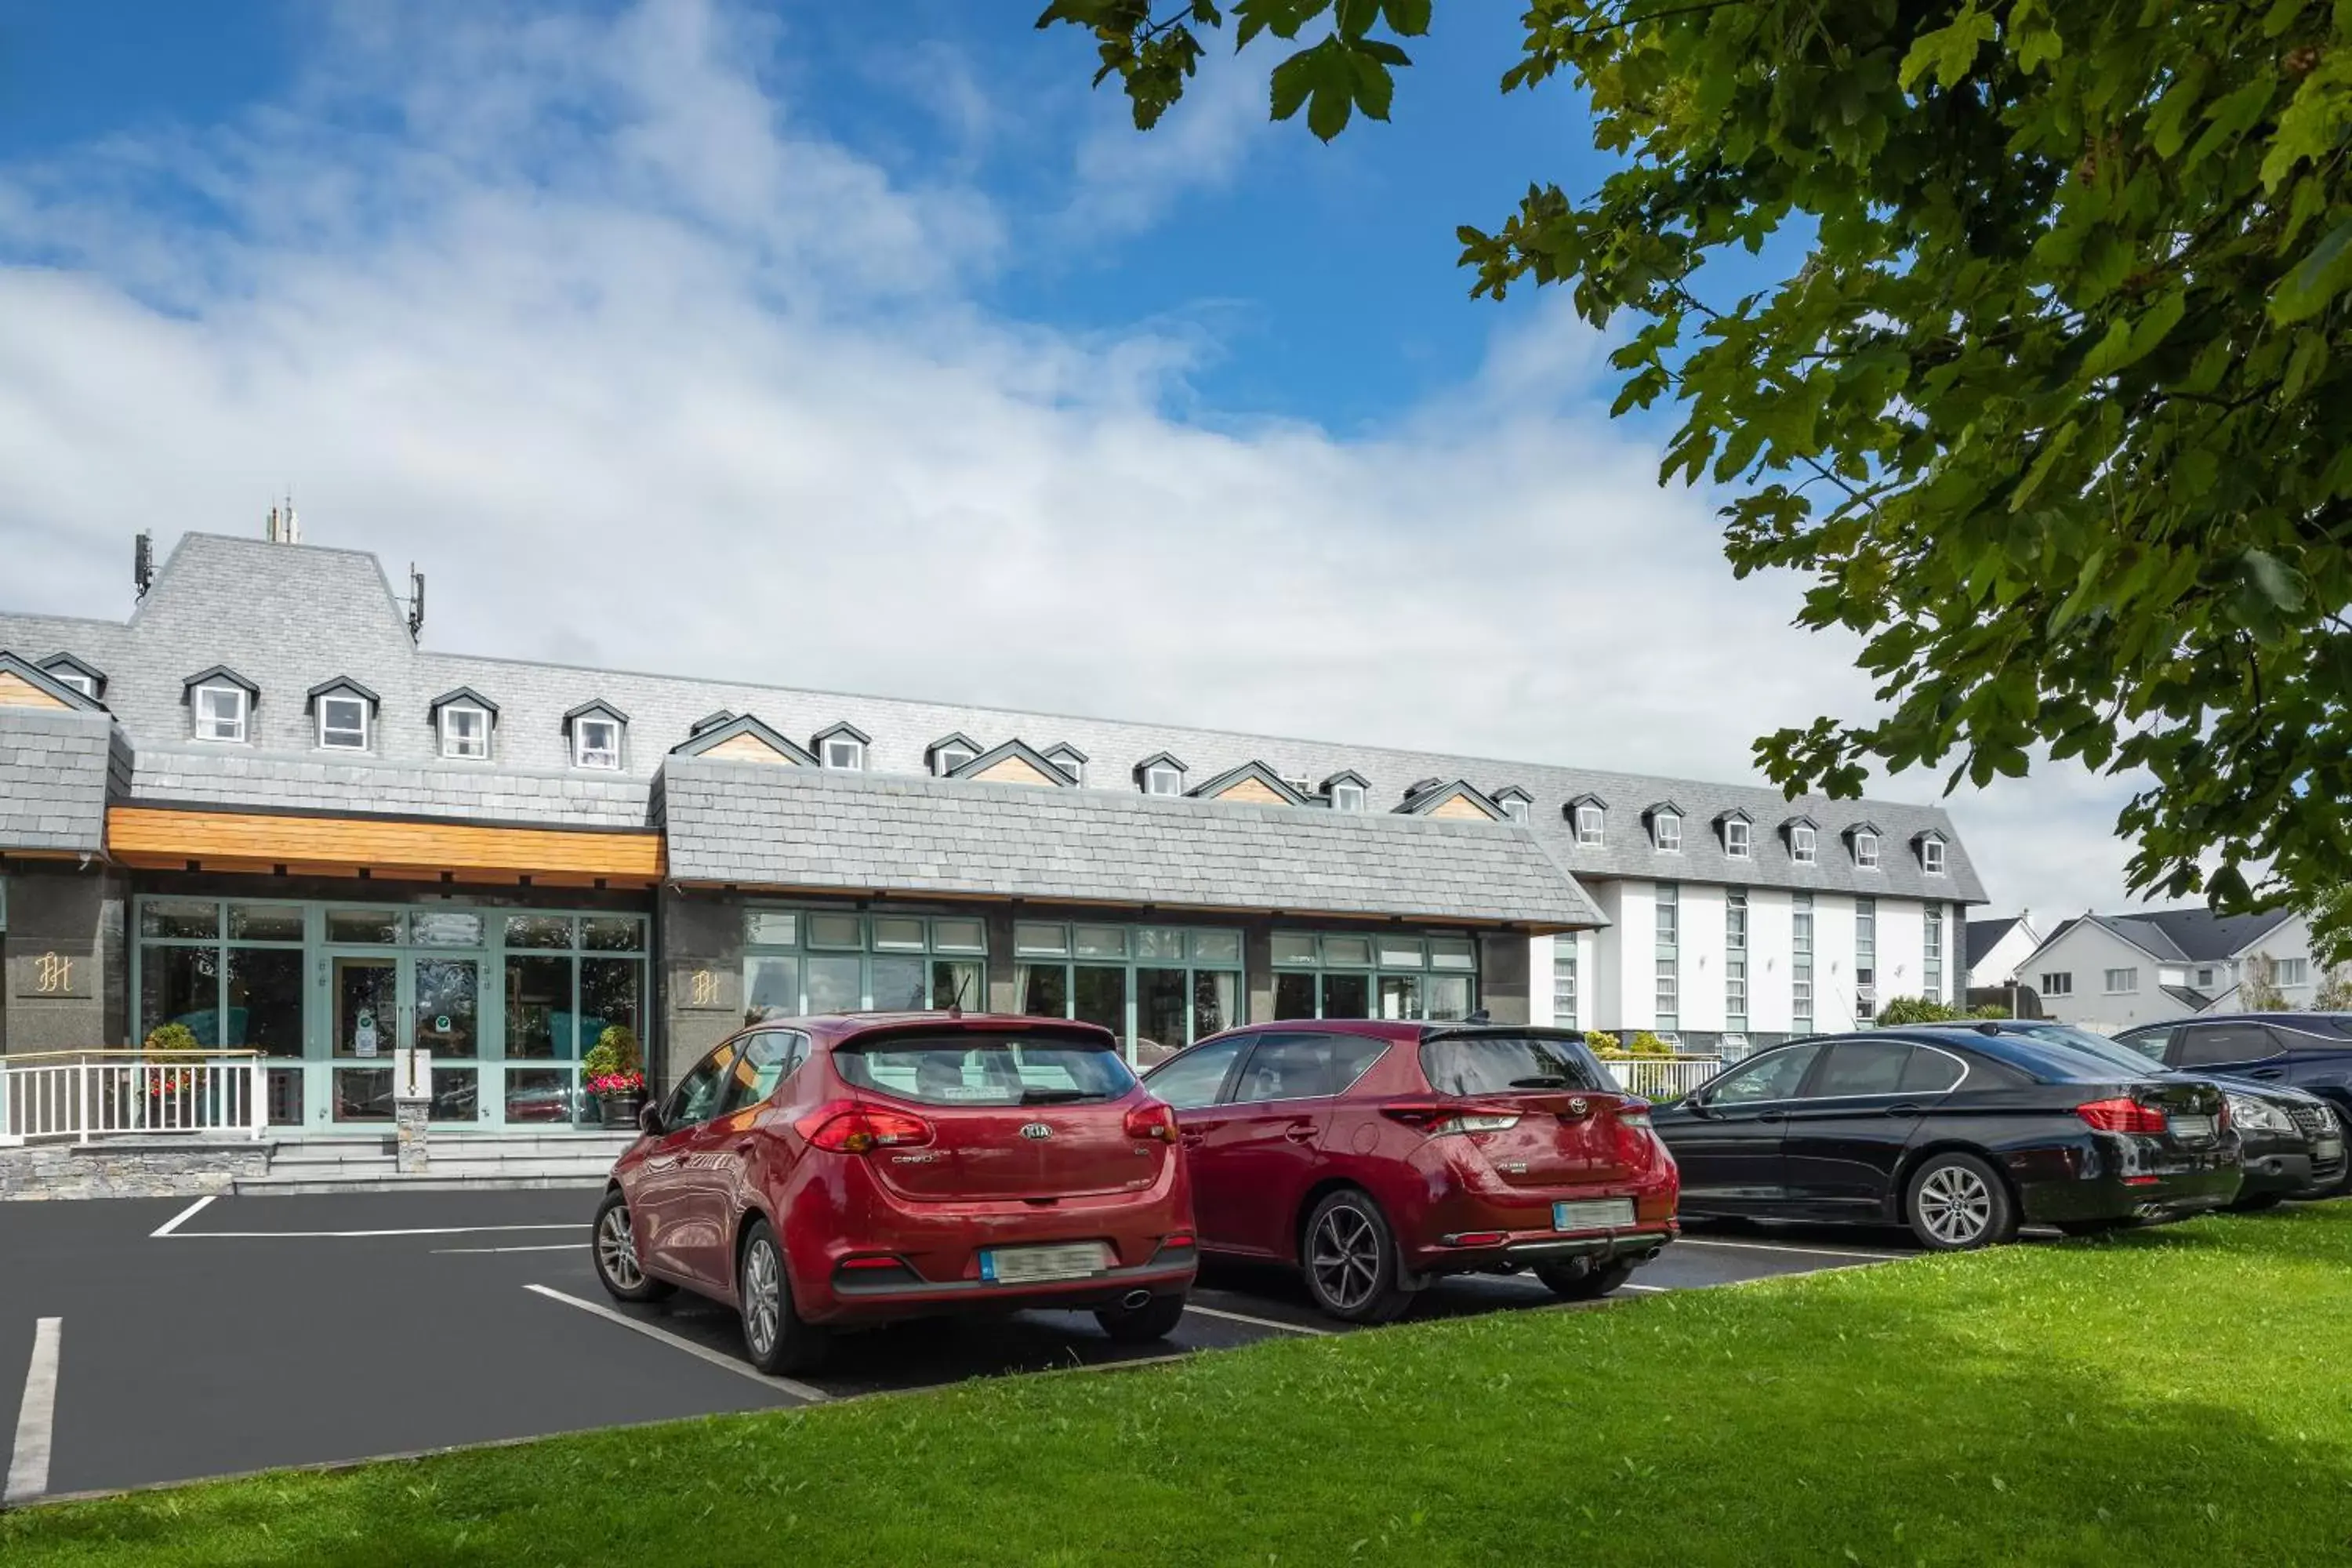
1321, 770, 1370, 813
38, 654, 105, 699
1854, 829, 1880, 869
1569, 797, 1606, 847
564, 700, 628, 770
813, 722, 871, 771
1724, 818, 1751, 858
935, 743, 973, 775
318, 694, 368, 750
1494, 786, 1533, 824
1791, 824, 1817, 864
1653, 811, 1682, 852
1920, 835, 1947, 875
194, 684, 248, 742
1045, 744, 1087, 786
1333, 782, 1365, 811
440, 705, 489, 759
1135, 752, 1189, 797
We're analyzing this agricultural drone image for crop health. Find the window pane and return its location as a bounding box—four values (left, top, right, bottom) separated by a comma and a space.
1274, 972, 1318, 1020
409, 910, 484, 948
227, 904, 303, 942
328, 909, 404, 945
583, 917, 644, 953
333, 1068, 394, 1123
1427, 938, 1475, 972
807, 914, 863, 950
1323, 972, 1371, 1019
1192, 969, 1236, 1044
141, 945, 216, 1045
1321, 935, 1373, 967
581, 958, 643, 1054
930, 960, 983, 1012
837, 1036, 1136, 1108
1708, 1044, 1820, 1105
1376, 938, 1425, 970
1014, 923, 1069, 956
1135, 927, 1184, 961
1270, 933, 1318, 966
1421, 1035, 1606, 1097
332, 957, 397, 1058
873, 917, 927, 952
805, 954, 862, 1013
223, 947, 303, 1058
428, 1069, 477, 1122
746, 911, 800, 947
1074, 965, 1127, 1040
1425, 975, 1472, 1021
1138, 968, 1189, 1063
503, 914, 572, 949
1190, 930, 1241, 965
744, 955, 801, 1022
1899, 1049, 1966, 1094
142, 899, 219, 939
666, 1045, 739, 1129
1144, 1037, 1244, 1111
413, 959, 481, 1059
1018, 962, 1069, 1018
506, 1068, 583, 1126
1073, 925, 1127, 959
506, 955, 575, 1059
931, 919, 985, 954
1378, 974, 1422, 1020
1814, 1041, 1911, 1097
720, 1033, 804, 1115
870, 953, 928, 1011
1235, 1033, 1344, 1102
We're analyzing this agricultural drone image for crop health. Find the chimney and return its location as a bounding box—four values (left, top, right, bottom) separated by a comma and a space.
265, 495, 302, 545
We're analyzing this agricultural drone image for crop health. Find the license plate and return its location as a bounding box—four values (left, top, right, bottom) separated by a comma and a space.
1553, 1198, 1635, 1232
2171, 1114, 2216, 1142
979, 1242, 1109, 1284
2318, 1137, 2343, 1161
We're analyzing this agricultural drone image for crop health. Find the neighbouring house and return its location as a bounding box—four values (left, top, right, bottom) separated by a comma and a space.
1965, 913, 2042, 993
2011, 906, 2318, 1033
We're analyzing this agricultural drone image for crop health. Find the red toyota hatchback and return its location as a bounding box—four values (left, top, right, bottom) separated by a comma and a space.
593, 1014, 1197, 1372
1143, 1022, 1679, 1322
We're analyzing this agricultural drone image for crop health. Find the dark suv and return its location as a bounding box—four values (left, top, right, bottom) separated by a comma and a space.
2111, 1014, 2352, 1193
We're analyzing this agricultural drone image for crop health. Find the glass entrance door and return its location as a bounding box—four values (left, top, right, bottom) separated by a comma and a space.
330, 954, 398, 1125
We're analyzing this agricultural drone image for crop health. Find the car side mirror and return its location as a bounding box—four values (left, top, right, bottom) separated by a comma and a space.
637, 1102, 665, 1137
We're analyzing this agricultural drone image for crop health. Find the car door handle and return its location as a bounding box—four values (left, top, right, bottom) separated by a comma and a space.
1756, 1110, 1788, 1123
1283, 1123, 1319, 1144
2247, 1068, 2285, 1080
1885, 1103, 1922, 1118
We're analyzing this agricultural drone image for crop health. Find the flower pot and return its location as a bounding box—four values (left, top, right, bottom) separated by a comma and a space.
599, 1091, 646, 1130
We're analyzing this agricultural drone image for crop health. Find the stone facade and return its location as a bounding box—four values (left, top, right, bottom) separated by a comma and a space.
0, 1140, 268, 1200
0, 861, 129, 1054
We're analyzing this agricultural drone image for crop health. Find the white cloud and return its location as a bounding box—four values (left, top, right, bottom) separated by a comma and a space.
0, 0, 2147, 925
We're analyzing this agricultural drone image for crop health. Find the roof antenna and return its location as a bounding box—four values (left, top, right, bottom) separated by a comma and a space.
947, 965, 972, 1018
265, 492, 302, 544
132, 531, 154, 599
407, 564, 426, 643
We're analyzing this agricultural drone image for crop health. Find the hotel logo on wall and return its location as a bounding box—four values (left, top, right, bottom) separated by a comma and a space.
9, 947, 96, 1001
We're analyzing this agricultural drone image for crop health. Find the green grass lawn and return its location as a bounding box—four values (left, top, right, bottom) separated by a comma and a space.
12, 1206, 2352, 1567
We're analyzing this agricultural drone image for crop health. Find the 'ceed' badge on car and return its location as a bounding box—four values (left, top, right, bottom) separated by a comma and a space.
1018, 1123, 1053, 1140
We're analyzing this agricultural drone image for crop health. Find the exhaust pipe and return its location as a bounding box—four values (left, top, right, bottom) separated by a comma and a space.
1120, 1289, 1153, 1311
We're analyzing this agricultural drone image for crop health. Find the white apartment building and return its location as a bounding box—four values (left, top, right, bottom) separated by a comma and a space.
2015, 908, 2320, 1033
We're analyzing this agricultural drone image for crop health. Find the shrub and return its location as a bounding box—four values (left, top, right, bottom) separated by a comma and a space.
1628, 1030, 1671, 1057
1874, 996, 1966, 1025
1584, 1029, 1624, 1058
582, 1023, 641, 1081
142, 1022, 202, 1056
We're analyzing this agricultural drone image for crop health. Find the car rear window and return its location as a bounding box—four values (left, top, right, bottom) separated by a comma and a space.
1419, 1033, 1609, 1096
1987, 1037, 2154, 1084
834, 1034, 1137, 1107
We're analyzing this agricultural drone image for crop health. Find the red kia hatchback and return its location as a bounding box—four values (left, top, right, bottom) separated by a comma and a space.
593, 1014, 1196, 1372
1143, 1022, 1679, 1322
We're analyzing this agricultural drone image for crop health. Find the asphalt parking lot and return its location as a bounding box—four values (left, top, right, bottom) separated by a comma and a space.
0, 1189, 1924, 1504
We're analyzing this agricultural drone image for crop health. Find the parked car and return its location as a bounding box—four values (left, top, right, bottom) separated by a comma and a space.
592, 1014, 1197, 1373
2110, 1014, 2352, 1188
1142, 1022, 1678, 1323
1987, 1019, 2347, 1207
1650, 1026, 2242, 1250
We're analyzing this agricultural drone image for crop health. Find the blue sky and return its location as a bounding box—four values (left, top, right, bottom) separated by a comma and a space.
0, 0, 2136, 923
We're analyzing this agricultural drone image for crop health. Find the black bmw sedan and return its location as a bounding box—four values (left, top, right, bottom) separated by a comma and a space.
1651, 1026, 2243, 1250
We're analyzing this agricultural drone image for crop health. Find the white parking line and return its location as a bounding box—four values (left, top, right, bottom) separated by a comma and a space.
433, 1243, 583, 1255
167, 1223, 586, 1240
149, 1196, 216, 1238
5, 1318, 61, 1506
1619, 1282, 1669, 1293
524, 1284, 829, 1404
1180, 1303, 1331, 1337
1673, 1237, 1910, 1263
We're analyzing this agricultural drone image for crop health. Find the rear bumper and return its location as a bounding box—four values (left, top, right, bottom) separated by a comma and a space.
822, 1250, 1198, 1323
1407, 1221, 1676, 1278
2019, 1158, 2241, 1225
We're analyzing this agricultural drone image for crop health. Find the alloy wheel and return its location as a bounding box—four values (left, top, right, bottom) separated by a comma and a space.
1916, 1164, 1993, 1246
742, 1238, 782, 1359
597, 1203, 644, 1290
1308, 1203, 1384, 1312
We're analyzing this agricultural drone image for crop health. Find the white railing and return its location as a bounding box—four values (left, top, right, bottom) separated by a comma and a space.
1602, 1055, 1722, 1102
0, 1051, 267, 1146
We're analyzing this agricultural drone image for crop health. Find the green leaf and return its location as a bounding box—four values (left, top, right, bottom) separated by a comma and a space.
2270, 216, 2352, 324
1379, 0, 1430, 34
2241, 549, 2307, 612
1898, 5, 1997, 92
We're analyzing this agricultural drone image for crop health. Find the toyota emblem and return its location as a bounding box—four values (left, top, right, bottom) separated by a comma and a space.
1018, 1123, 1053, 1140
1566, 1096, 1590, 1116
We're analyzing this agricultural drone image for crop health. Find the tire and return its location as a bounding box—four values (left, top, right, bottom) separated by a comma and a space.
1902, 1152, 2018, 1251
1300, 1189, 1413, 1324
736, 1218, 826, 1374
1093, 1292, 1189, 1344
2230, 1190, 2288, 1213
591, 1189, 673, 1303
1534, 1259, 1635, 1301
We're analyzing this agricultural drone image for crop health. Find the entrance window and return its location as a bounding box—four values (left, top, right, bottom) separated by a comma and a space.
1004, 921, 1245, 1065
1269, 929, 1476, 1022
499, 913, 647, 1126
742, 909, 990, 1023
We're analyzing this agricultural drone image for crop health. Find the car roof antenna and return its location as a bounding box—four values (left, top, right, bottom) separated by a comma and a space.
948, 967, 971, 1018
1465, 1008, 1491, 1025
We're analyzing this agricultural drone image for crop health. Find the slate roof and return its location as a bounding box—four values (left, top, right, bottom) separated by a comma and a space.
662, 760, 1602, 927
2119, 907, 2295, 962
0, 533, 1989, 902
128, 745, 656, 831
0, 707, 129, 852
1967, 916, 2024, 968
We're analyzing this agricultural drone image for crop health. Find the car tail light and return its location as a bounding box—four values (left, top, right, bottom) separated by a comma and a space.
2077, 1097, 2169, 1135
1619, 1097, 1654, 1130
795, 1100, 935, 1152
1163, 1230, 1196, 1250
838, 1254, 906, 1271
1123, 1100, 1179, 1142
1381, 1102, 1523, 1136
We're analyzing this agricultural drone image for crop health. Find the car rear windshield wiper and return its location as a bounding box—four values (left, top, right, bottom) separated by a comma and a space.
1508, 1074, 1577, 1088
1018, 1088, 1103, 1105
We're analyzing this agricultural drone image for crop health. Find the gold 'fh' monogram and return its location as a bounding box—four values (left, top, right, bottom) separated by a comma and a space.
34, 953, 74, 993
689, 968, 718, 1007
